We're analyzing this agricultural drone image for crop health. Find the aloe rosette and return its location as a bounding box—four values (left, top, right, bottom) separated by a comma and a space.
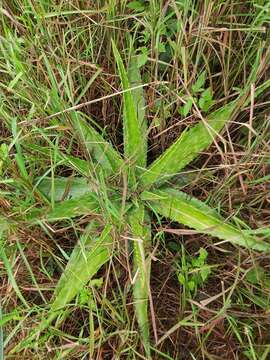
15, 43, 270, 357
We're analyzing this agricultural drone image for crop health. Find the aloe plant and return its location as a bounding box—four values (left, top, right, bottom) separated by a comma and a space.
17, 45, 270, 357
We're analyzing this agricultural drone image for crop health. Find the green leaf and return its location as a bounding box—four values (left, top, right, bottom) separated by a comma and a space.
177, 273, 186, 285
200, 266, 211, 282
51, 222, 113, 311
179, 97, 193, 117
142, 188, 270, 252
158, 42, 166, 53
112, 41, 146, 168
128, 54, 147, 167
62, 154, 92, 177
137, 47, 148, 68
192, 71, 206, 93
78, 287, 92, 306
198, 248, 208, 263
38, 176, 96, 201
141, 100, 236, 187
199, 88, 213, 112
246, 267, 267, 285
129, 205, 151, 357
27, 193, 100, 222
71, 113, 123, 175
188, 280, 195, 291
45, 194, 99, 221
0, 143, 8, 159
127, 1, 145, 11
0, 310, 21, 327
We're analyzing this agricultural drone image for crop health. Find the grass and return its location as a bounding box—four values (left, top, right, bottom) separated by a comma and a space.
0, 0, 270, 359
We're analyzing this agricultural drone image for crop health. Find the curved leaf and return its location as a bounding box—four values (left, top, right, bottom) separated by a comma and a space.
141, 188, 270, 252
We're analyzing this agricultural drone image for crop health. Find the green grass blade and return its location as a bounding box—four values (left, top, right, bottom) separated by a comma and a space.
142, 189, 270, 252
129, 204, 151, 357
51, 222, 113, 311
71, 113, 124, 174
0, 218, 30, 308
0, 216, 10, 238
0, 303, 3, 360
112, 41, 146, 168
0, 248, 30, 308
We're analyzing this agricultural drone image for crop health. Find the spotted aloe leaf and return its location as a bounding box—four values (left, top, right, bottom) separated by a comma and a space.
38, 176, 96, 201
112, 42, 147, 168
51, 222, 113, 312
129, 204, 151, 357
142, 188, 270, 252
127, 54, 147, 167
10, 47, 270, 358
140, 101, 236, 187
140, 78, 270, 188
71, 113, 124, 175
28, 178, 122, 223
27, 193, 100, 222
26, 143, 91, 177
13, 223, 114, 353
